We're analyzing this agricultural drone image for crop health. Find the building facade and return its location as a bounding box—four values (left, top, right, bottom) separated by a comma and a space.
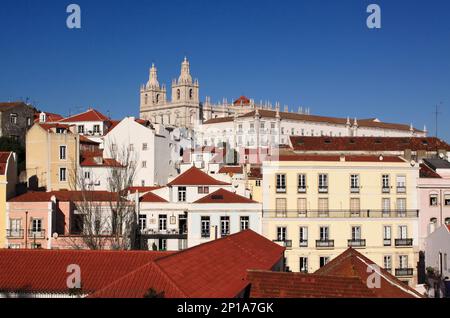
0, 102, 36, 144
261, 154, 420, 286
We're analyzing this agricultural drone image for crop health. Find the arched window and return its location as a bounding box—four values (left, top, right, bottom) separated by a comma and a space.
189, 89, 193, 100
177, 89, 181, 100
429, 218, 437, 234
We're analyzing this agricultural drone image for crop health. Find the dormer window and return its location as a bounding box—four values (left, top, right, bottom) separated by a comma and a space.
39, 112, 46, 123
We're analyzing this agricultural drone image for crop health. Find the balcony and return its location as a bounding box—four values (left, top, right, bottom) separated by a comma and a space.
276, 187, 286, 194
140, 228, 188, 239
273, 240, 292, 249
299, 240, 308, 247
28, 229, 46, 239
316, 239, 334, 248
396, 186, 406, 194
348, 239, 366, 248
6, 229, 24, 239
297, 187, 307, 194
350, 187, 360, 194
318, 187, 328, 194
395, 238, 413, 247
382, 187, 390, 194
383, 239, 392, 246
395, 268, 413, 277
262, 209, 419, 219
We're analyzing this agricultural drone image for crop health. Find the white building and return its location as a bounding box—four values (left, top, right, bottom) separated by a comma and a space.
103, 117, 190, 187
135, 166, 261, 251
425, 225, 450, 278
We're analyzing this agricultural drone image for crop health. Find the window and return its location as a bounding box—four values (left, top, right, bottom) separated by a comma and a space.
298, 174, 306, 193
271, 122, 275, 129
240, 216, 250, 231
318, 198, 329, 213
297, 198, 307, 214
159, 239, 167, 251
26, 117, 31, 127
93, 125, 100, 134
201, 216, 210, 238
350, 198, 360, 212
139, 215, 147, 231
319, 226, 329, 241
158, 215, 167, 231
383, 226, 392, 245
429, 218, 437, 234
142, 143, 148, 151
382, 175, 390, 192
445, 194, 450, 206
444, 253, 448, 271
59, 168, 67, 182
291, 128, 295, 135
31, 219, 42, 233
384, 255, 392, 271
141, 180, 145, 186
350, 174, 360, 192
84, 171, 90, 179
382, 198, 391, 213
429, 194, 438, 206
446, 218, 450, 225
319, 256, 330, 268
318, 174, 328, 193
142, 161, 147, 168
277, 227, 287, 241
396, 175, 406, 193
399, 255, 408, 269
299, 226, 308, 246
276, 198, 287, 216
78, 125, 85, 134
198, 186, 209, 194
299, 257, 308, 273
189, 89, 193, 99
351, 226, 361, 240
276, 174, 286, 193
178, 187, 186, 202
399, 225, 408, 239
10, 113, 18, 124
260, 122, 265, 129
177, 89, 180, 100
220, 216, 230, 237
129, 144, 134, 151
59, 146, 66, 160
397, 198, 407, 212
255, 180, 261, 187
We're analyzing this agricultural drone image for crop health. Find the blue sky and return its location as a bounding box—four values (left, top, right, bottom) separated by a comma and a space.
1, 0, 450, 139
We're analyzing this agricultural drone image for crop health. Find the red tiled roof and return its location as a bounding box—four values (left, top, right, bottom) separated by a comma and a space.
9, 191, 123, 202
168, 166, 231, 186
419, 164, 441, 178
79, 135, 100, 144
290, 136, 450, 152
33, 111, 64, 122
127, 186, 163, 193
140, 191, 168, 203
248, 166, 262, 179
59, 108, 109, 122
276, 154, 406, 163
0, 249, 170, 294
91, 230, 285, 298
315, 248, 423, 298
80, 157, 123, 167
194, 188, 257, 204
38, 123, 73, 132
107, 118, 151, 133
0, 152, 11, 175
447, 225, 450, 231
247, 270, 376, 298
218, 166, 243, 174
203, 116, 234, 124
233, 96, 251, 106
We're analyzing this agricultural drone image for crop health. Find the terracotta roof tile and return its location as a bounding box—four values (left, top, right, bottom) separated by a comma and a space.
59, 108, 109, 123
218, 166, 243, 174
233, 96, 251, 106
419, 164, 441, 178
139, 191, 168, 203
194, 188, 257, 204
168, 166, 230, 186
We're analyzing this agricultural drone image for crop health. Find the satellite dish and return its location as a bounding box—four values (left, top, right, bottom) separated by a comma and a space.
52, 232, 59, 239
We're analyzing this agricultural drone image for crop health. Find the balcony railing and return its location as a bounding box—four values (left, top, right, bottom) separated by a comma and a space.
395, 268, 413, 277
348, 239, 366, 247
263, 209, 419, 219
383, 239, 392, 246
316, 239, 334, 248
201, 231, 210, 238
276, 187, 286, 193
318, 187, 328, 193
299, 240, 308, 247
273, 240, 292, 249
140, 228, 188, 235
395, 238, 413, 247
28, 229, 46, 239
397, 186, 406, 194
6, 229, 24, 239
382, 187, 390, 194
350, 187, 360, 194
297, 187, 307, 193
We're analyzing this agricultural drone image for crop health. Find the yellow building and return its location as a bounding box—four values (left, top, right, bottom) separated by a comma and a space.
0, 152, 17, 248
26, 123, 79, 191
247, 166, 263, 203
262, 154, 420, 286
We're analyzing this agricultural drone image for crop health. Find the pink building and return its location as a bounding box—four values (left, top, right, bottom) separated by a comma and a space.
418, 158, 450, 250
6, 191, 128, 249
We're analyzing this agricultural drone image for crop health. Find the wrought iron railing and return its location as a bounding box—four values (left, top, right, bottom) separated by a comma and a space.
263, 209, 419, 219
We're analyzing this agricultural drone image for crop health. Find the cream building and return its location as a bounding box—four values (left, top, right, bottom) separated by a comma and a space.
26, 123, 79, 191
262, 154, 420, 286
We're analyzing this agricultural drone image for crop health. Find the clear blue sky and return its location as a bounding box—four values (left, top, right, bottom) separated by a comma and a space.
1, 0, 450, 140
